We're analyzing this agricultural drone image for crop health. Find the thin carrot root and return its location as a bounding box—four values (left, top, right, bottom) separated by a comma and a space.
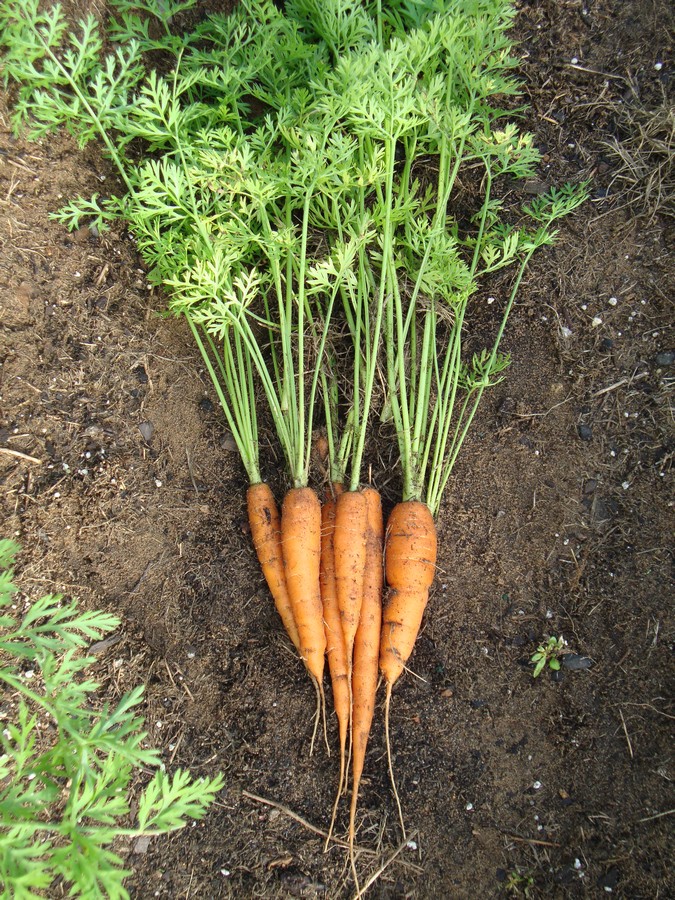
384, 681, 406, 841
309, 675, 328, 758
350, 845, 362, 899
325, 750, 345, 852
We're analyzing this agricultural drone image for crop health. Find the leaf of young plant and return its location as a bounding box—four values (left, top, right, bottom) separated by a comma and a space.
137, 769, 225, 831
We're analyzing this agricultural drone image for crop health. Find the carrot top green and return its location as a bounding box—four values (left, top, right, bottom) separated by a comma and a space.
0, 0, 585, 501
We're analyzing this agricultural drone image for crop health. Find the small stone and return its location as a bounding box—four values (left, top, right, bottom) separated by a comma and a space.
600, 337, 614, 351
583, 478, 598, 494
220, 431, 238, 452
139, 421, 154, 442
655, 350, 674, 366
562, 654, 593, 670
133, 836, 152, 854
578, 424, 593, 441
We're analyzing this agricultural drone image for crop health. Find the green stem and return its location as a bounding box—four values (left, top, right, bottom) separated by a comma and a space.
349, 135, 395, 492
34, 26, 135, 195
185, 316, 261, 483
427, 244, 538, 515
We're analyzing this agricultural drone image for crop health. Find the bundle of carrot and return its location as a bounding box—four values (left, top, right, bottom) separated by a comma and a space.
1, 0, 587, 889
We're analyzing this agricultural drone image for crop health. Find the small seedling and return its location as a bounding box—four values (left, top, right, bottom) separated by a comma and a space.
504, 867, 535, 896
530, 635, 566, 677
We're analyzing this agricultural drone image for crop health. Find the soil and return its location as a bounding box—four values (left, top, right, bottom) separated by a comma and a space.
0, 1, 673, 897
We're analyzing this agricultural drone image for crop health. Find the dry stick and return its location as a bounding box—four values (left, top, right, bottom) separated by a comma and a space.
593, 370, 648, 397
638, 808, 675, 823
241, 791, 375, 853
0, 447, 42, 464
505, 834, 560, 848
353, 829, 419, 900
618, 708, 634, 760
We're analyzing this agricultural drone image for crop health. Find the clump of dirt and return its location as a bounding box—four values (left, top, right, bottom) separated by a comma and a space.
1, 0, 672, 897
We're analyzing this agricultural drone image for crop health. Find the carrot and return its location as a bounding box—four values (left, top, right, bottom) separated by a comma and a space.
247, 482, 301, 655
320, 483, 350, 847
380, 500, 437, 685
281, 485, 327, 751
349, 486, 383, 881
333, 489, 368, 666
379, 499, 437, 836
333, 488, 368, 800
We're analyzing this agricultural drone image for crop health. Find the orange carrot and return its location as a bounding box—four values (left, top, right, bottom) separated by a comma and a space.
281, 486, 327, 750
247, 482, 301, 655
379, 499, 437, 836
333, 489, 368, 667
349, 487, 383, 871
320, 483, 350, 846
380, 500, 437, 687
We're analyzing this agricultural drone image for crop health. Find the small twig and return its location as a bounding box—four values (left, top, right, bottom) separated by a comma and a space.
566, 63, 627, 82
168, 731, 184, 765
5, 156, 38, 175
621, 702, 675, 721
593, 371, 648, 397
618, 708, 634, 760
354, 830, 419, 899
638, 808, 675, 823
241, 790, 373, 853
0, 447, 42, 465
95, 262, 110, 287
185, 449, 200, 494
504, 834, 560, 848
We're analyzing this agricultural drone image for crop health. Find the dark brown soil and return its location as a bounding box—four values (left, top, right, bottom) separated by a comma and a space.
1, 1, 672, 897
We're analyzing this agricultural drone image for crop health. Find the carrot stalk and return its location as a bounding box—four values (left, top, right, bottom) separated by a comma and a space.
320, 484, 350, 847
349, 486, 383, 878
247, 482, 301, 654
